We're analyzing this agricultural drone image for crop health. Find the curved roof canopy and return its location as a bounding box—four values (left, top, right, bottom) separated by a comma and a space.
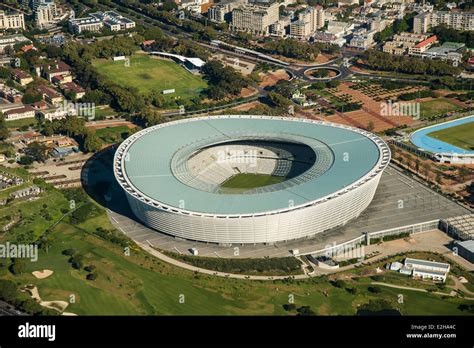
116, 116, 388, 215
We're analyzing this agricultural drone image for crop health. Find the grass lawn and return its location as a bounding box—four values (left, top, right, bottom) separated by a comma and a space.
95, 126, 133, 144
92, 54, 207, 100
3, 199, 472, 315
221, 173, 284, 191
0, 190, 69, 243
427, 121, 474, 151
91, 106, 117, 119
420, 99, 464, 120
5, 117, 38, 129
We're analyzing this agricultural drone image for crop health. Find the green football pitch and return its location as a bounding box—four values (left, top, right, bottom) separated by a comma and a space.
427, 121, 474, 151
92, 54, 207, 99
220, 173, 284, 192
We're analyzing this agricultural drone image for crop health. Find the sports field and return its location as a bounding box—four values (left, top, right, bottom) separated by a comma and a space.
92, 54, 207, 99
420, 99, 464, 120
221, 173, 284, 190
427, 121, 474, 151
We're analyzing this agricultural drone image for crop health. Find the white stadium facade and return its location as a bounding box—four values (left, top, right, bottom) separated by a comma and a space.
114, 116, 391, 245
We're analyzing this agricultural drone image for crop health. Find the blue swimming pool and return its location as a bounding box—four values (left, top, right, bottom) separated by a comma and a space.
410, 115, 474, 154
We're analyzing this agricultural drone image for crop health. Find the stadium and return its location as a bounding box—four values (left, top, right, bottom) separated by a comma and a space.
410, 115, 474, 164
113, 116, 390, 245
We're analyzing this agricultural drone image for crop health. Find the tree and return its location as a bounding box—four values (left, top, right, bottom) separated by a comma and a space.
201, 61, 250, 100
331, 279, 346, 288
18, 156, 34, 165
311, 82, 326, 90
367, 121, 375, 132
70, 204, 91, 224
458, 167, 471, 182
367, 286, 382, 294
296, 306, 315, 316
0, 116, 10, 141
422, 163, 431, 178
274, 80, 298, 99
10, 259, 26, 275
0, 279, 18, 302
435, 170, 443, 185
83, 133, 103, 153
24, 142, 49, 162
86, 272, 98, 280
267, 92, 292, 109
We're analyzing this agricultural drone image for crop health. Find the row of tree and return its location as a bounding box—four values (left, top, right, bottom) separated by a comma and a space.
361, 50, 461, 77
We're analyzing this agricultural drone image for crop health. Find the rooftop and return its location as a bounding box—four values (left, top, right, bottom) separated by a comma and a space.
456, 240, 474, 253
117, 116, 388, 215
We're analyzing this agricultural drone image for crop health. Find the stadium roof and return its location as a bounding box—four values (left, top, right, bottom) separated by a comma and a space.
116, 116, 388, 216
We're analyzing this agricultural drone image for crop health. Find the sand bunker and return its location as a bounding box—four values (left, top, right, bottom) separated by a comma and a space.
32, 269, 54, 279
22, 284, 72, 314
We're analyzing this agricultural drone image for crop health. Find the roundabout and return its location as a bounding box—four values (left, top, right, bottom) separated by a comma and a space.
304, 66, 342, 81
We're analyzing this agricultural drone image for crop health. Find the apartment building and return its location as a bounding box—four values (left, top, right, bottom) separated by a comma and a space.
36, 85, 64, 105
349, 29, 376, 50
338, 0, 359, 7
41, 61, 71, 82
270, 16, 291, 36
231, 2, 279, 35
414, 11, 474, 34
382, 32, 429, 55
35, 2, 60, 28
208, 0, 247, 22
289, 6, 325, 39
11, 69, 34, 86
68, 11, 135, 34
0, 11, 26, 30
407, 35, 438, 56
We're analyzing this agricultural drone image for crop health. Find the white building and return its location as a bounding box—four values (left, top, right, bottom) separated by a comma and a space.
2, 106, 36, 121
208, 0, 247, 23
231, 2, 280, 36
289, 6, 325, 39
404, 257, 450, 282
349, 29, 376, 50
0, 11, 26, 30
0, 34, 31, 54
114, 116, 391, 245
414, 11, 474, 34
68, 11, 135, 34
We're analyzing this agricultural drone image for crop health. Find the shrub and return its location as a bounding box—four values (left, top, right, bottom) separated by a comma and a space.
368, 286, 382, 294
86, 272, 98, 281
283, 303, 296, 311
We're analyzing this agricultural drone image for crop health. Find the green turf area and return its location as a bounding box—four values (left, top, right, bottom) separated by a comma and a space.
91, 106, 117, 119
220, 173, 284, 192
1, 156, 472, 316
5, 117, 38, 129
92, 54, 207, 100
2, 194, 472, 315
95, 126, 134, 144
427, 121, 474, 151
420, 99, 464, 120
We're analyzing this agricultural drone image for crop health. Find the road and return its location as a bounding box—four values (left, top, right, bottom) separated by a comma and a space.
0, 300, 27, 316
105, 0, 437, 87
371, 281, 474, 300
136, 240, 310, 281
